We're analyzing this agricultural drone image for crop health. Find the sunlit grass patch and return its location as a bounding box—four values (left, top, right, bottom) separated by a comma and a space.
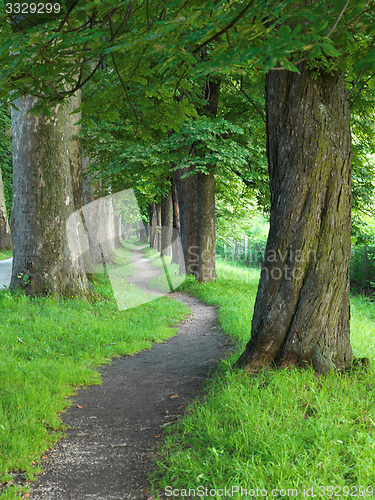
0, 250, 11, 261
153, 257, 375, 496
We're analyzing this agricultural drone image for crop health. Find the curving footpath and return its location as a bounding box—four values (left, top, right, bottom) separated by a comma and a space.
29, 250, 235, 500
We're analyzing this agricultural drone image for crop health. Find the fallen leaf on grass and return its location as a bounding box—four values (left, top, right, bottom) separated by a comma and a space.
170, 394, 180, 399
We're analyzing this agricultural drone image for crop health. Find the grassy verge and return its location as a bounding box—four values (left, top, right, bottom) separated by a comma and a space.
0, 244, 190, 499
153, 258, 375, 497
0, 250, 11, 261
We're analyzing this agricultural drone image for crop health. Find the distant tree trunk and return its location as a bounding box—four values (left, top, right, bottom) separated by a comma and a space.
237, 64, 353, 374
171, 178, 181, 265
156, 202, 161, 251
67, 90, 84, 210
122, 223, 133, 241
148, 203, 158, 249
161, 193, 173, 257
139, 220, 148, 243
0, 167, 12, 250
173, 166, 198, 276
102, 195, 115, 259
196, 77, 220, 282
81, 154, 102, 266
114, 214, 122, 248
10, 95, 90, 296
196, 172, 216, 282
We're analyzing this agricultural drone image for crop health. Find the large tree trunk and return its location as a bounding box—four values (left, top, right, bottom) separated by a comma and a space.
237, 65, 353, 375
173, 166, 198, 276
0, 167, 12, 250
161, 193, 173, 257
10, 95, 90, 296
196, 172, 216, 282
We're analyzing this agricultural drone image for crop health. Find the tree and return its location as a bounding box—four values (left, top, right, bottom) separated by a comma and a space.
3, 0, 375, 371
10, 95, 90, 296
237, 64, 353, 374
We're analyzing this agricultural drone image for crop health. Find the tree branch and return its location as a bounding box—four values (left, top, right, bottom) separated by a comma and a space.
326, 0, 351, 38
192, 0, 257, 57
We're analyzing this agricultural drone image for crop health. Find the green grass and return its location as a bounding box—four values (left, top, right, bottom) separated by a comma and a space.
153, 258, 375, 498
0, 250, 11, 261
0, 245, 190, 499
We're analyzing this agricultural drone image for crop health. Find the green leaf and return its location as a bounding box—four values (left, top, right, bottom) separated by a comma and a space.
307, 44, 322, 60
291, 24, 302, 37
320, 43, 341, 58
278, 25, 291, 39
263, 56, 278, 73
279, 58, 299, 72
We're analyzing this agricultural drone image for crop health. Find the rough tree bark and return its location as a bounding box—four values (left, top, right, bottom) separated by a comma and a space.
67, 90, 84, 210
81, 154, 102, 265
173, 166, 198, 276
0, 167, 12, 250
161, 192, 173, 257
10, 95, 90, 296
237, 64, 353, 374
196, 77, 220, 282
196, 172, 216, 282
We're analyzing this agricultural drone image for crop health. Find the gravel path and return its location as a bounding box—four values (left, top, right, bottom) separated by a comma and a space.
29, 249, 235, 500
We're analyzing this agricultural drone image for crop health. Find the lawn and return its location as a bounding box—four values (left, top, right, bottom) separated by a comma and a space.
1, 247, 375, 499
0, 250, 12, 261
152, 258, 375, 498
0, 244, 190, 499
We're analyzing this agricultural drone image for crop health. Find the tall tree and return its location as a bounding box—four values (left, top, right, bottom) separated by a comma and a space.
237, 64, 353, 374
196, 77, 221, 282
10, 95, 90, 296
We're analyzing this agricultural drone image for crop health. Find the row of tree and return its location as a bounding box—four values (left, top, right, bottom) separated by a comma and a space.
2, 0, 375, 374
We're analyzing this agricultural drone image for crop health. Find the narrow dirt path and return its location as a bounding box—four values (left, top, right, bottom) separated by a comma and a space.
30, 250, 235, 500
